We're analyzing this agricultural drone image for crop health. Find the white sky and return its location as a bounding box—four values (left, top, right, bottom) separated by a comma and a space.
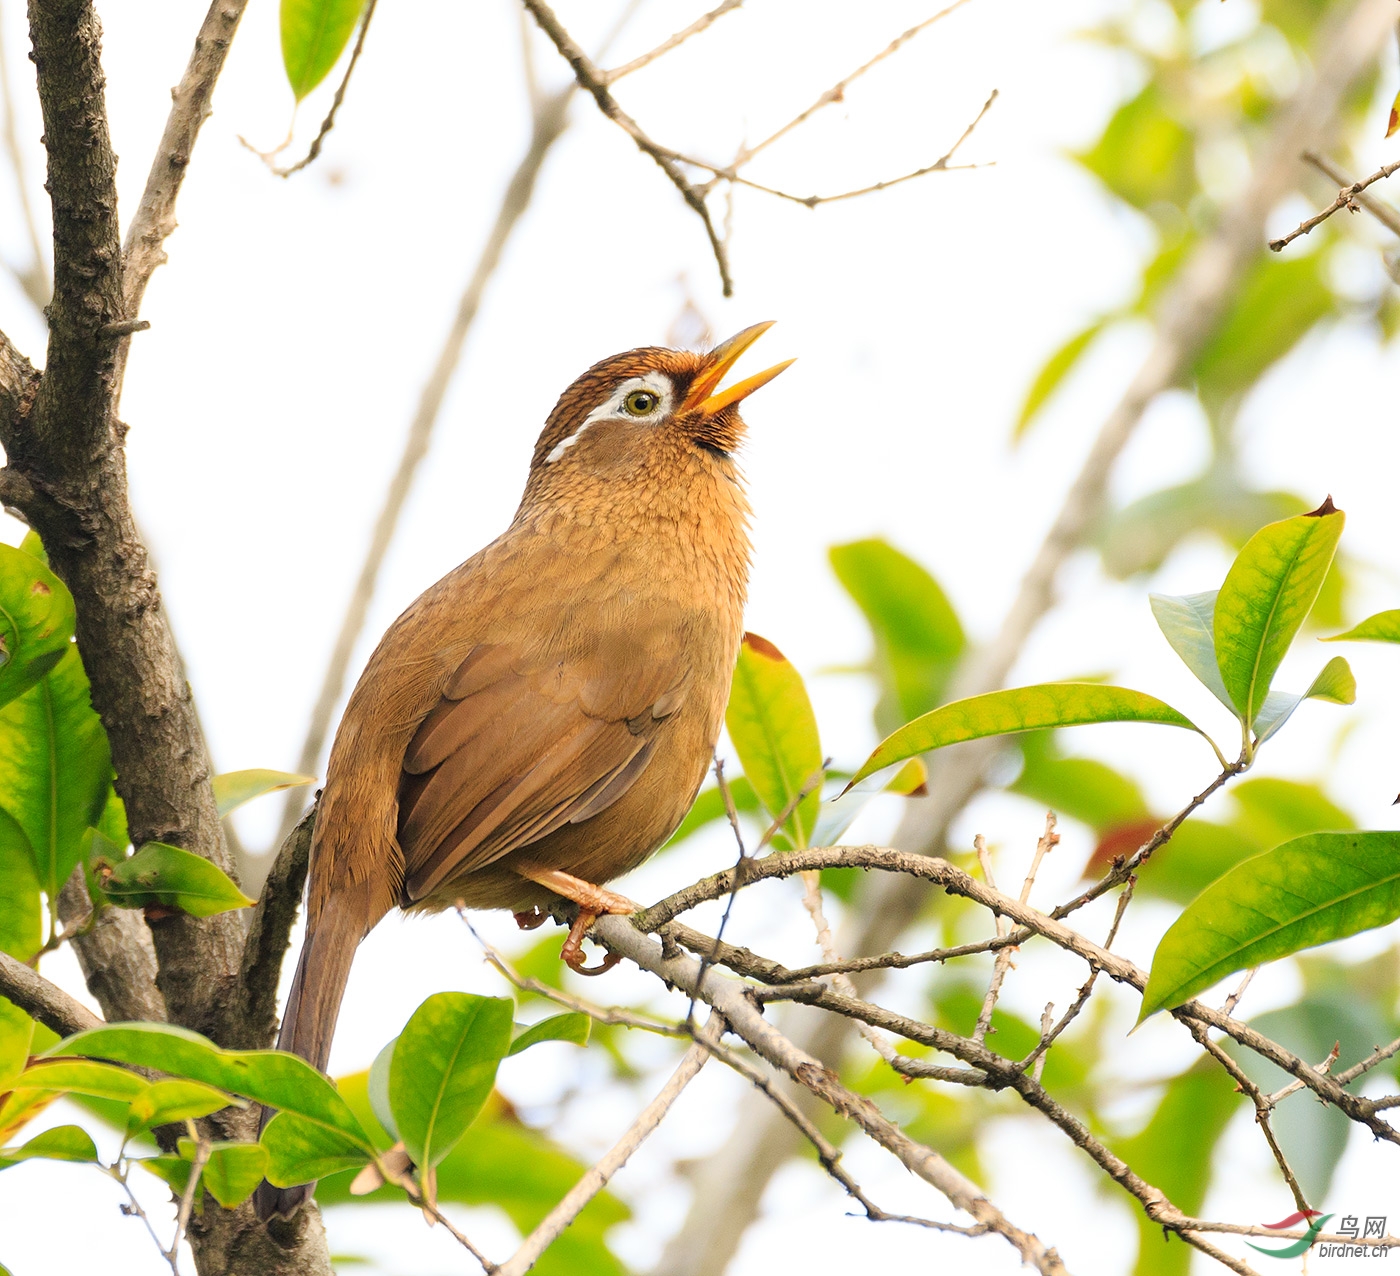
2, 0, 1400, 1272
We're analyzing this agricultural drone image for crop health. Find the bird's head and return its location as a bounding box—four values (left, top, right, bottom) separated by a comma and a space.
523, 323, 792, 498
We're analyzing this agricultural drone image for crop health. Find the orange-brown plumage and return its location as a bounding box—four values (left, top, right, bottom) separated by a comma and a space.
256, 328, 787, 1220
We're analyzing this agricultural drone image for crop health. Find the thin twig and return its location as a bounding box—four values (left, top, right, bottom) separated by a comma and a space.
1269, 154, 1400, 250
167, 1131, 210, 1273
1304, 151, 1400, 237
1221, 967, 1258, 1018
265, 0, 379, 178
493, 1029, 714, 1276
603, 0, 745, 83
698, 1031, 983, 1234
591, 915, 1072, 1275
521, 0, 733, 294
469, 917, 689, 1038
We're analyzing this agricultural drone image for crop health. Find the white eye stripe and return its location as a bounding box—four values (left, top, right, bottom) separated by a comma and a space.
545, 375, 673, 464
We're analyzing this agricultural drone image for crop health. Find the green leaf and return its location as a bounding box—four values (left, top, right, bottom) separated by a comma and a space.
367, 1037, 397, 1141
280, 0, 366, 100
1213, 502, 1345, 728
663, 776, 759, 849
1115, 1062, 1241, 1276
1149, 591, 1233, 710
507, 1013, 590, 1056
1252, 655, 1355, 745
1078, 83, 1195, 209
848, 683, 1209, 789
1139, 831, 1400, 1020
1192, 253, 1334, 410
0, 543, 75, 712
1099, 474, 1306, 581
127, 1078, 240, 1136
1324, 609, 1400, 644
94, 841, 254, 918
0, 1124, 97, 1169
12, 1058, 148, 1103
828, 540, 965, 728
212, 769, 316, 818
1013, 320, 1105, 441
0, 806, 40, 963
0, 645, 113, 901
135, 1154, 192, 1196
390, 993, 513, 1170
0, 1000, 35, 1092
49, 1023, 371, 1149
317, 1077, 630, 1276
725, 633, 823, 849
1010, 732, 1147, 834
176, 1138, 268, 1208
262, 1111, 371, 1187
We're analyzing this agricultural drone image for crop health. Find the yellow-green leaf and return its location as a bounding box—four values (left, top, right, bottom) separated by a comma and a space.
848, 683, 1208, 789
212, 769, 315, 818
95, 842, 254, 918
1323, 609, 1400, 644
1139, 831, 1400, 1021
281, 0, 366, 100
1013, 320, 1104, 441
725, 634, 823, 849
0, 543, 75, 712
1213, 501, 1344, 728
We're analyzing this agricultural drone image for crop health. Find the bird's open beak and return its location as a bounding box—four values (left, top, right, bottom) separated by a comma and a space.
682, 321, 795, 416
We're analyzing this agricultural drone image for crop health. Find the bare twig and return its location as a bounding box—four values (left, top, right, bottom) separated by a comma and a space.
603, 0, 745, 83
1221, 967, 1258, 1018
722, 0, 974, 170
166, 1131, 211, 1274
263, 0, 379, 178
470, 919, 689, 1038
1303, 151, 1400, 237
591, 915, 1072, 1276
1270, 154, 1400, 250
493, 1029, 714, 1276
121, 0, 251, 334
521, 0, 734, 294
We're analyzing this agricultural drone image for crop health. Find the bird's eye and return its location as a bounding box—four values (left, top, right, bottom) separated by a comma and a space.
622, 389, 659, 416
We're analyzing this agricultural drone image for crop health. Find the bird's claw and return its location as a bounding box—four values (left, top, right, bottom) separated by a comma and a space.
560, 909, 622, 976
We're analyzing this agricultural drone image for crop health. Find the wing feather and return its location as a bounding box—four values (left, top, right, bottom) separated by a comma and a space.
397, 641, 689, 902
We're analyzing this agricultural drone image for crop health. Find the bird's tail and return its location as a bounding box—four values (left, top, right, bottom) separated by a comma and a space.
253, 887, 364, 1221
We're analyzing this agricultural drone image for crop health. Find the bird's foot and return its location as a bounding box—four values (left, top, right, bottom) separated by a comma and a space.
514, 863, 638, 975
513, 906, 548, 931
560, 910, 622, 976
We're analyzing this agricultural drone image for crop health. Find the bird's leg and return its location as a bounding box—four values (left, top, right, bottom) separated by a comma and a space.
514, 863, 638, 975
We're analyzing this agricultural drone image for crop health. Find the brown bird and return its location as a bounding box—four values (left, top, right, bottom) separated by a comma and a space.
255, 324, 790, 1219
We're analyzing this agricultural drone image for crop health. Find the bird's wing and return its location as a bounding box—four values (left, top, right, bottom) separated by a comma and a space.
396, 639, 689, 901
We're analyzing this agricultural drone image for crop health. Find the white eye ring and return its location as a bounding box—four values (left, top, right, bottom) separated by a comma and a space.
545, 376, 674, 463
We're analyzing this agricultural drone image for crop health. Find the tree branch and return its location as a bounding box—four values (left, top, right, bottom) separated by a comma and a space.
591, 913, 1071, 1275
0, 949, 102, 1038
494, 1026, 714, 1276
1269, 154, 1400, 250
236, 807, 316, 1049
654, 5, 1400, 1262
521, 0, 733, 294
